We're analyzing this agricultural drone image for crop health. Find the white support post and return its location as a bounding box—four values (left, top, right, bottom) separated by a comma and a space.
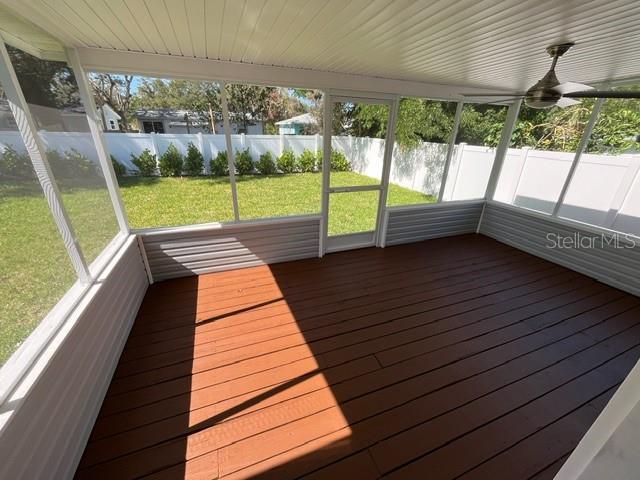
438, 101, 463, 202
240, 132, 246, 150
136, 235, 154, 284
552, 98, 605, 217
484, 99, 522, 200
375, 97, 399, 247
320, 94, 332, 256
66, 47, 130, 234
314, 133, 320, 153
220, 82, 240, 221
279, 132, 285, 156
0, 40, 90, 282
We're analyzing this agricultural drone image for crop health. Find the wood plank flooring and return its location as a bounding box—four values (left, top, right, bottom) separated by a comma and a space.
76, 234, 640, 479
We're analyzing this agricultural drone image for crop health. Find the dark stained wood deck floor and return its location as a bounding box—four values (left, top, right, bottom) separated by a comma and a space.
76, 234, 640, 479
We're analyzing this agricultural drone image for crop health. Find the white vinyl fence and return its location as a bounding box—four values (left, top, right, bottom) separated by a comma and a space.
1, 131, 639, 234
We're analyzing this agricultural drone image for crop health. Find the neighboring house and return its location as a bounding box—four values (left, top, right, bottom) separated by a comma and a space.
275, 113, 317, 135
0, 100, 119, 132
98, 104, 121, 131
133, 109, 264, 135
0, 100, 87, 131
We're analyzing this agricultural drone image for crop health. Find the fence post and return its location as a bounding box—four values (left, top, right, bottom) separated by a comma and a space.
605, 155, 640, 228
240, 133, 246, 150
314, 133, 320, 153
197, 132, 207, 174
149, 132, 160, 173
510, 146, 530, 203
279, 132, 285, 156
447, 143, 466, 201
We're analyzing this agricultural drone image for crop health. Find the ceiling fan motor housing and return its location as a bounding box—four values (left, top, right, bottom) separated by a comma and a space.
525, 69, 562, 108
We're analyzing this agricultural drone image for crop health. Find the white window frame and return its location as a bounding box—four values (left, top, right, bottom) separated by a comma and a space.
0, 40, 131, 406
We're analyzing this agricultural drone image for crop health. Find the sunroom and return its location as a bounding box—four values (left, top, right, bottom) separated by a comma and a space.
1, 1, 640, 479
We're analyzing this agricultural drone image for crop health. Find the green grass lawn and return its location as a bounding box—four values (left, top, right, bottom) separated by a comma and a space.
0, 180, 118, 365
118, 172, 434, 234
1, 171, 432, 366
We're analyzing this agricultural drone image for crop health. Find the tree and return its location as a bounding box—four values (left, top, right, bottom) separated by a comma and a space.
225, 84, 273, 133
6, 45, 80, 109
291, 88, 324, 134
133, 78, 221, 131
334, 99, 461, 150
90, 74, 135, 131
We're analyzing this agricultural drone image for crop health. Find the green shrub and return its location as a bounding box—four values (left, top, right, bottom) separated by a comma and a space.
0, 145, 33, 179
131, 148, 157, 176
298, 149, 316, 172
65, 148, 97, 178
110, 155, 126, 177
210, 151, 229, 176
46, 148, 96, 179
183, 142, 204, 176
256, 151, 277, 175
277, 149, 298, 173
158, 143, 183, 177
316, 149, 324, 171
235, 148, 254, 175
330, 149, 351, 171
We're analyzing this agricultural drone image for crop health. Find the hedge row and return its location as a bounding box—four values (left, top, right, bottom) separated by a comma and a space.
0, 145, 100, 181
125, 142, 352, 177
0, 140, 353, 180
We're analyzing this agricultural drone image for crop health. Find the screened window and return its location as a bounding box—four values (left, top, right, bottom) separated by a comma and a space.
0, 83, 76, 366
227, 83, 324, 220
386, 98, 457, 206
9, 45, 120, 264
558, 89, 640, 234
90, 74, 234, 228
495, 102, 593, 214
441, 103, 508, 201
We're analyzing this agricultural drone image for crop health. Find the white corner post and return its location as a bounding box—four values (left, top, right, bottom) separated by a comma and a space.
0, 40, 90, 282
319, 93, 332, 256
220, 82, 240, 221
438, 101, 464, 202
375, 97, 399, 247
552, 98, 605, 217
66, 47, 130, 234
484, 99, 522, 200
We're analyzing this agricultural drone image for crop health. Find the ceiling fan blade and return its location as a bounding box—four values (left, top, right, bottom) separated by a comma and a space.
552, 82, 594, 95
565, 90, 640, 99
461, 93, 525, 97
477, 97, 526, 106
556, 97, 581, 108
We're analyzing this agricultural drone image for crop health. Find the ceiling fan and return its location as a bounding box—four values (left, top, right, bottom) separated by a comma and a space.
462, 43, 640, 109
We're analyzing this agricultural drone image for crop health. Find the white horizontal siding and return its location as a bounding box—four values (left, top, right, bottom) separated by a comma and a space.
141, 216, 322, 281
479, 201, 640, 297
384, 201, 484, 246
0, 236, 149, 479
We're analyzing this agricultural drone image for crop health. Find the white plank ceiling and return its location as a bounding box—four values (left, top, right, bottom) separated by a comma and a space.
3, 0, 640, 91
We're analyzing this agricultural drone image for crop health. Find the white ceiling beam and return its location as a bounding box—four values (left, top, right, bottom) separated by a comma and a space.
75, 47, 509, 103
